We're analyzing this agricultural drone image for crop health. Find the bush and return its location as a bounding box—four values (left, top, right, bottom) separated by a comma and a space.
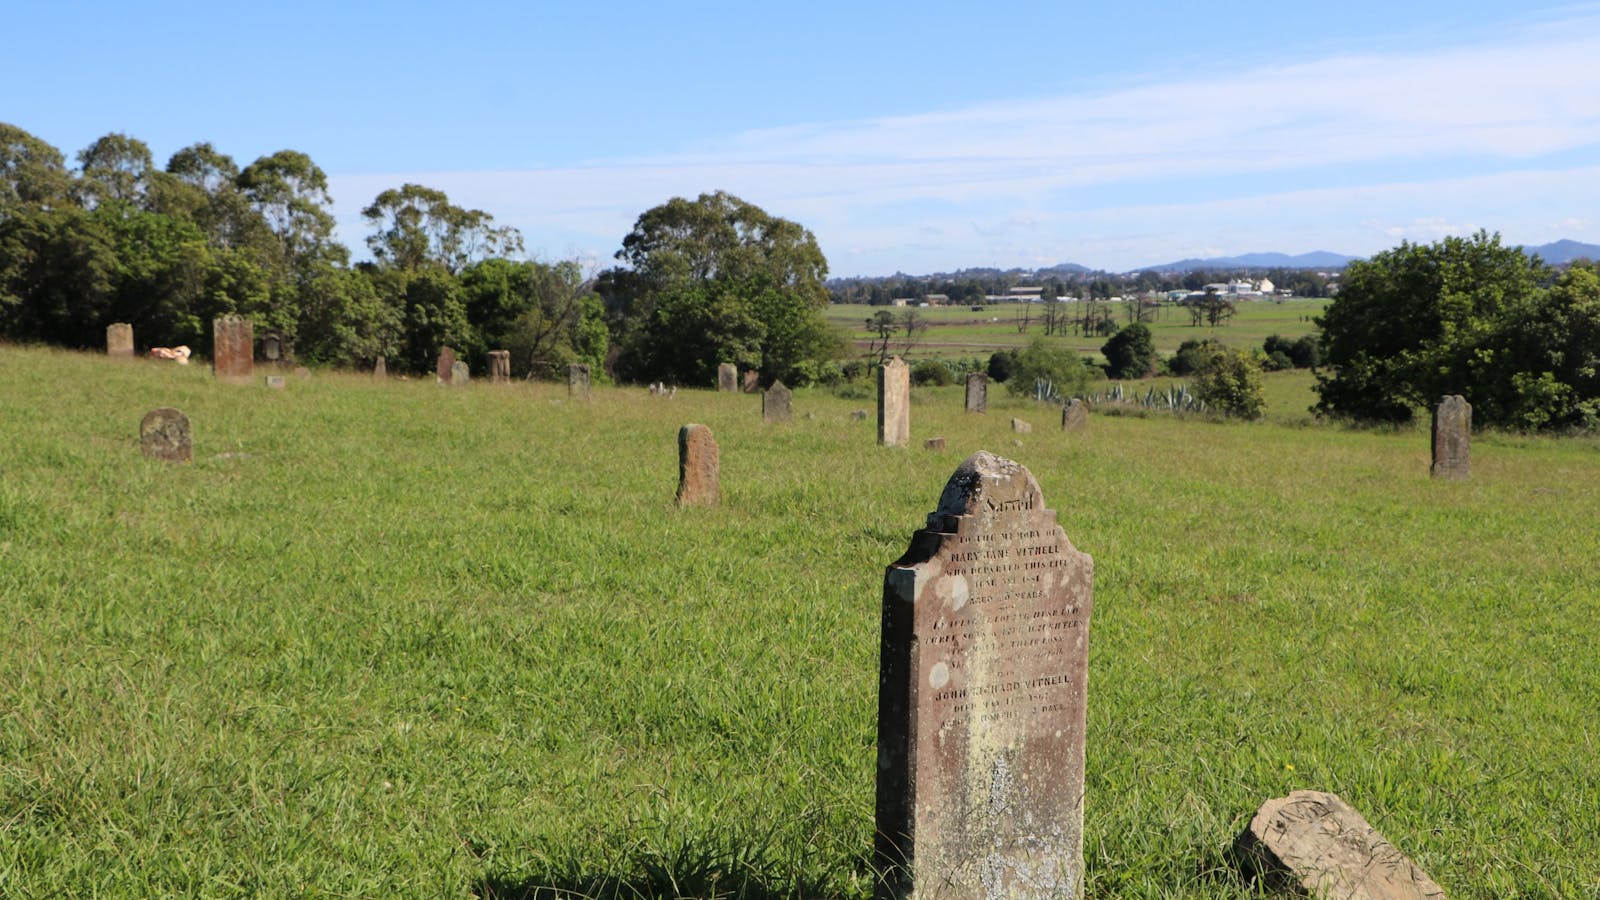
1264, 350, 1294, 372
1167, 338, 1224, 376
1101, 323, 1156, 379
1263, 333, 1321, 369
1006, 338, 1098, 399
1193, 349, 1266, 419
911, 359, 955, 386
987, 349, 1018, 383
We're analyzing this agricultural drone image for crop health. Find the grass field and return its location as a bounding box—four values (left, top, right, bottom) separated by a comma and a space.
2, 345, 1597, 898
825, 300, 1330, 364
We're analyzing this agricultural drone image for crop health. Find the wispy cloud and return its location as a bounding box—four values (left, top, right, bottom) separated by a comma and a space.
328, 11, 1600, 273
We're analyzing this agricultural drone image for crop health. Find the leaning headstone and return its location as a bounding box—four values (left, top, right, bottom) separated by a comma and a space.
965, 372, 988, 413
717, 362, 738, 392
106, 323, 134, 359
1061, 399, 1088, 433
212, 315, 254, 383
451, 360, 469, 385
436, 347, 456, 384
489, 350, 511, 384
265, 375, 286, 390
878, 356, 910, 447
1011, 417, 1032, 434
568, 364, 591, 400
876, 451, 1094, 899
373, 356, 386, 379
676, 424, 720, 507
923, 437, 946, 451
1431, 395, 1470, 481
762, 380, 793, 423
1233, 791, 1447, 899
742, 370, 761, 393
140, 408, 193, 463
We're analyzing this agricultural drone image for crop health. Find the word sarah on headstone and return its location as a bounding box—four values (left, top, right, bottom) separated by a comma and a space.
965, 372, 988, 413
1431, 395, 1470, 481
676, 423, 720, 507
879, 356, 910, 447
1233, 791, 1447, 899
763, 381, 793, 423
212, 315, 254, 383
107, 323, 134, 359
876, 451, 1093, 899
140, 408, 192, 463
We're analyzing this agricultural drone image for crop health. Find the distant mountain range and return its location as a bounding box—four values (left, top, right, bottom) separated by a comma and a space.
1135, 251, 1357, 273
1524, 239, 1600, 265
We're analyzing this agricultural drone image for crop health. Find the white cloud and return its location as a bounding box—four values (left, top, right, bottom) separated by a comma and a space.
328, 11, 1600, 274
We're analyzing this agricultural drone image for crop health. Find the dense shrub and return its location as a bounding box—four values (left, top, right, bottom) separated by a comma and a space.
911, 358, 955, 386
1193, 348, 1266, 419
1101, 322, 1156, 379
987, 349, 1018, 383
1005, 338, 1099, 398
1167, 338, 1224, 376
1263, 333, 1321, 368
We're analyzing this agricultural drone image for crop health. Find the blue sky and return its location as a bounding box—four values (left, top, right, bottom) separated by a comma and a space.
6, 1, 1600, 275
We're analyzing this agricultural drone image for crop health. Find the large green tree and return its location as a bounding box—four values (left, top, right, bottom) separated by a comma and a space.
362, 183, 522, 274
0, 123, 74, 218
601, 191, 835, 384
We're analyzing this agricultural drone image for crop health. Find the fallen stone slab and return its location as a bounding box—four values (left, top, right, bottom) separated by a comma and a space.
1233, 790, 1447, 899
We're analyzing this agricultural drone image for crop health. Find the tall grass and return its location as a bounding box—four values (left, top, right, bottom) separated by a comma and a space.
1, 345, 1596, 897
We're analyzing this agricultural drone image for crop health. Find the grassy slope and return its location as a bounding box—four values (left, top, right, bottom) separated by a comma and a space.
1, 346, 1596, 898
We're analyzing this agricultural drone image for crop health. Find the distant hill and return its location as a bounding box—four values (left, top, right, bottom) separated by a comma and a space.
1137, 251, 1357, 273
1521, 239, 1600, 265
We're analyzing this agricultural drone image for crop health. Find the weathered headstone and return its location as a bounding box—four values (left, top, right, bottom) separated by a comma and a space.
265, 375, 286, 390
876, 451, 1094, 899
742, 370, 761, 393
676, 423, 720, 507
718, 362, 738, 392
1233, 791, 1447, 899
437, 347, 456, 384
451, 360, 469, 385
1061, 399, 1087, 433
762, 380, 793, 423
261, 332, 283, 362
140, 408, 193, 463
1011, 417, 1032, 434
965, 372, 988, 414
1430, 395, 1470, 481
212, 315, 254, 383
374, 356, 387, 379
924, 437, 946, 451
489, 350, 511, 384
568, 364, 591, 400
106, 323, 134, 359
878, 356, 910, 447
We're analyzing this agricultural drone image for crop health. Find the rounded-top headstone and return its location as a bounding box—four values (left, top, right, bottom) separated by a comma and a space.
140, 408, 192, 463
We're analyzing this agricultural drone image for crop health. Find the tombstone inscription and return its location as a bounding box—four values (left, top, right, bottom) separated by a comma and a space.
1233, 791, 1447, 899
876, 451, 1093, 899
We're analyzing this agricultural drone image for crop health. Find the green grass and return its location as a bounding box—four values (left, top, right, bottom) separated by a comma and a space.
2, 345, 1597, 897
827, 300, 1330, 363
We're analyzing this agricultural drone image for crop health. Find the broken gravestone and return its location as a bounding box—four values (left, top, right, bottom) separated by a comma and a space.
879, 356, 910, 447
212, 315, 254, 383
742, 370, 761, 393
1061, 399, 1087, 433
718, 362, 738, 392
106, 323, 134, 359
1011, 418, 1032, 434
676, 424, 720, 507
763, 380, 793, 423
1233, 790, 1448, 899
876, 451, 1094, 899
1430, 395, 1470, 481
437, 347, 457, 384
140, 408, 193, 463
965, 372, 988, 413
489, 350, 511, 384
924, 437, 946, 451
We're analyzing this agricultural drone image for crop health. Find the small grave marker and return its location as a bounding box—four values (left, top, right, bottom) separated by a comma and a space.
374, 356, 386, 379
763, 380, 793, 423
437, 347, 457, 384
923, 437, 946, 451
742, 370, 761, 393
265, 375, 286, 389
718, 362, 738, 392
140, 408, 193, 463
1061, 399, 1087, 433
568, 364, 591, 400
676, 424, 720, 507
1233, 791, 1447, 899
451, 360, 469, 384
1011, 417, 1032, 434
876, 451, 1093, 899
1431, 395, 1470, 481
965, 373, 988, 413
879, 356, 910, 447
106, 323, 134, 359
489, 350, 511, 384
212, 315, 254, 383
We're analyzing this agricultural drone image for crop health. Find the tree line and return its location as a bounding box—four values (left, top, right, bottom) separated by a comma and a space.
0, 126, 839, 386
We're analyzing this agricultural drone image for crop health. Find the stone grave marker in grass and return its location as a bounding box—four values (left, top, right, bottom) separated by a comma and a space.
451, 360, 470, 385
489, 350, 511, 384
676, 424, 719, 507
1431, 395, 1470, 481
569, 364, 591, 400
878, 356, 910, 447
718, 362, 737, 392
1061, 399, 1087, 433
762, 381, 793, 423
212, 315, 254, 383
876, 451, 1093, 899
1233, 790, 1447, 899
437, 347, 456, 385
106, 323, 133, 359
965, 372, 988, 413
140, 408, 192, 463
